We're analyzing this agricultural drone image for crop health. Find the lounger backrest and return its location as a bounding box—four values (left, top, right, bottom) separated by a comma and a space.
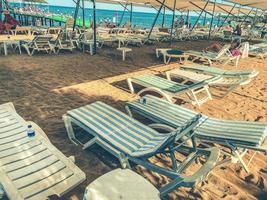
33, 35, 53, 49
132, 75, 208, 94
67, 101, 176, 158
181, 65, 256, 77
216, 44, 231, 58
126, 95, 267, 148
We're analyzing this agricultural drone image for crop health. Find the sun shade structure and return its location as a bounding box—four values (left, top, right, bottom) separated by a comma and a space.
21, 0, 48, 3
226, 0, 267, 11
97, 0, 256, 14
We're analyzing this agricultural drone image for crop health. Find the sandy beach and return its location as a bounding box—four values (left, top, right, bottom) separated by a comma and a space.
0, 40, 266, 200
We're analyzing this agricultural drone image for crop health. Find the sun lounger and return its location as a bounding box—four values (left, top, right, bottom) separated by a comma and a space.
126, 95, 267, 173
127, 74, 212, 106
55, 31, 76, 53
181, 64, 259, 78
185, 44, 240, 67
0, 102, 86, 200
166, 68, 254, 97
155, 48, 189, 64
63, 101, 220, 198
21, 35, 56, 56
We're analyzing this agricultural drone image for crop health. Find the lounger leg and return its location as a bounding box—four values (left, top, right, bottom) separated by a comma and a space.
169, 151, 178, 171
232, 149, 250, 173
63, 115, 78, 145
82, 136, 98, 150
125, 105, 133, 118
165, 72, 171, 81
118, 153, 131, 169
208, 59, 212, 66
164, 54, 167, 64
127, 78, 135, 94
166, 56, 171, 64
156, 49, 160, 58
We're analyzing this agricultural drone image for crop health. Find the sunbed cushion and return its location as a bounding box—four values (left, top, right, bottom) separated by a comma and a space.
67, 101, 174, 157
181, 65, 258, 77
126, 95, 267, 147
166, 50, 184, 55
131, 75, 206, 93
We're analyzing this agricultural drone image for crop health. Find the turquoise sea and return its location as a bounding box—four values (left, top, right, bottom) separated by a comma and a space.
10, 3, 220, 28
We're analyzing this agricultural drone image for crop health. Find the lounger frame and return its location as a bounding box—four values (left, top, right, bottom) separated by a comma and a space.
127, 76, 212, 107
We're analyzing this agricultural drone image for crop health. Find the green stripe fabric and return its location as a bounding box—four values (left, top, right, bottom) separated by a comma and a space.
67, 101, 174, 157
181, 65, 256, 77
131, 75, 207, 93
126, 95, 267, 147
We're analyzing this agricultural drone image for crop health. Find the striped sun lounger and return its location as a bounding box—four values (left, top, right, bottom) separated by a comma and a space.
181, 64, 259, 78
184, 44, 240, 66
63, 101, 220, 197
0, 102, 86, 200
127, 74, 212, 107
126, 95, 267, 173
165, 68, 254, 97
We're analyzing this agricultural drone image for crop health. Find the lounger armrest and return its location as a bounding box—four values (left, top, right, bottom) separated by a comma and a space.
173, 114, 202, 142
159, 147, 220, 197
181, 147, 220, 186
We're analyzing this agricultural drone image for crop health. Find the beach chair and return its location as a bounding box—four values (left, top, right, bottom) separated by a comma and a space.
0, 102, 86, 200
185, 44, 240, 67
21, 35, 56, 56
155, 48, 189, 64
126, 95, 267, 173
63, 101, 220, 198
55, 30, 76, 53
166, 68, 254, 97
181, 64, 259, 78
127, 74, 212, 107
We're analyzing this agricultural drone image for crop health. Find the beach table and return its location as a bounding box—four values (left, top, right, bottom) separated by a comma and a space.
83, 169, 160, 200
0, 35, 34, 56
117, 47, 132, 61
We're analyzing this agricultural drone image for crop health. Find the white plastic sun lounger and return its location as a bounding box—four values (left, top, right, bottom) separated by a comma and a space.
155, 48, 189, 64
166, 68, 253, 97
185, 44, 240, 67
0, 102, 86, 200
127, 74, 212, 107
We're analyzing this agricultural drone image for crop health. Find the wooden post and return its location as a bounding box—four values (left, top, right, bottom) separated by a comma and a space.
119, 3, 128, 26
82, 0, 85, 27
130, 3, 133, 24
92, 0, 97, 55
208, 0, 216, 40
162, 6, 165, 27
148, 0, 166, 39
170, 0, 177, 45
190, 1, 209, 31
73, 0, 81, 31
203, 12, 207, 26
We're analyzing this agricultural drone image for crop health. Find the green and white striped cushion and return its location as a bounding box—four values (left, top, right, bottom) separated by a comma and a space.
67, 101, 174, 157
127, 95, 267, 147
131, 75, 207, 93
181, 65, 257, 77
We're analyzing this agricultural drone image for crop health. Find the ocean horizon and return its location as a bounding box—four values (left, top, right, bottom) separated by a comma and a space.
10, 3, 220, 28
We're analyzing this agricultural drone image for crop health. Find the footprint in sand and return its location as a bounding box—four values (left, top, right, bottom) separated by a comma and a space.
257, 176, 265, 190
244, 174, 255, 183
260, 168, 267, 174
